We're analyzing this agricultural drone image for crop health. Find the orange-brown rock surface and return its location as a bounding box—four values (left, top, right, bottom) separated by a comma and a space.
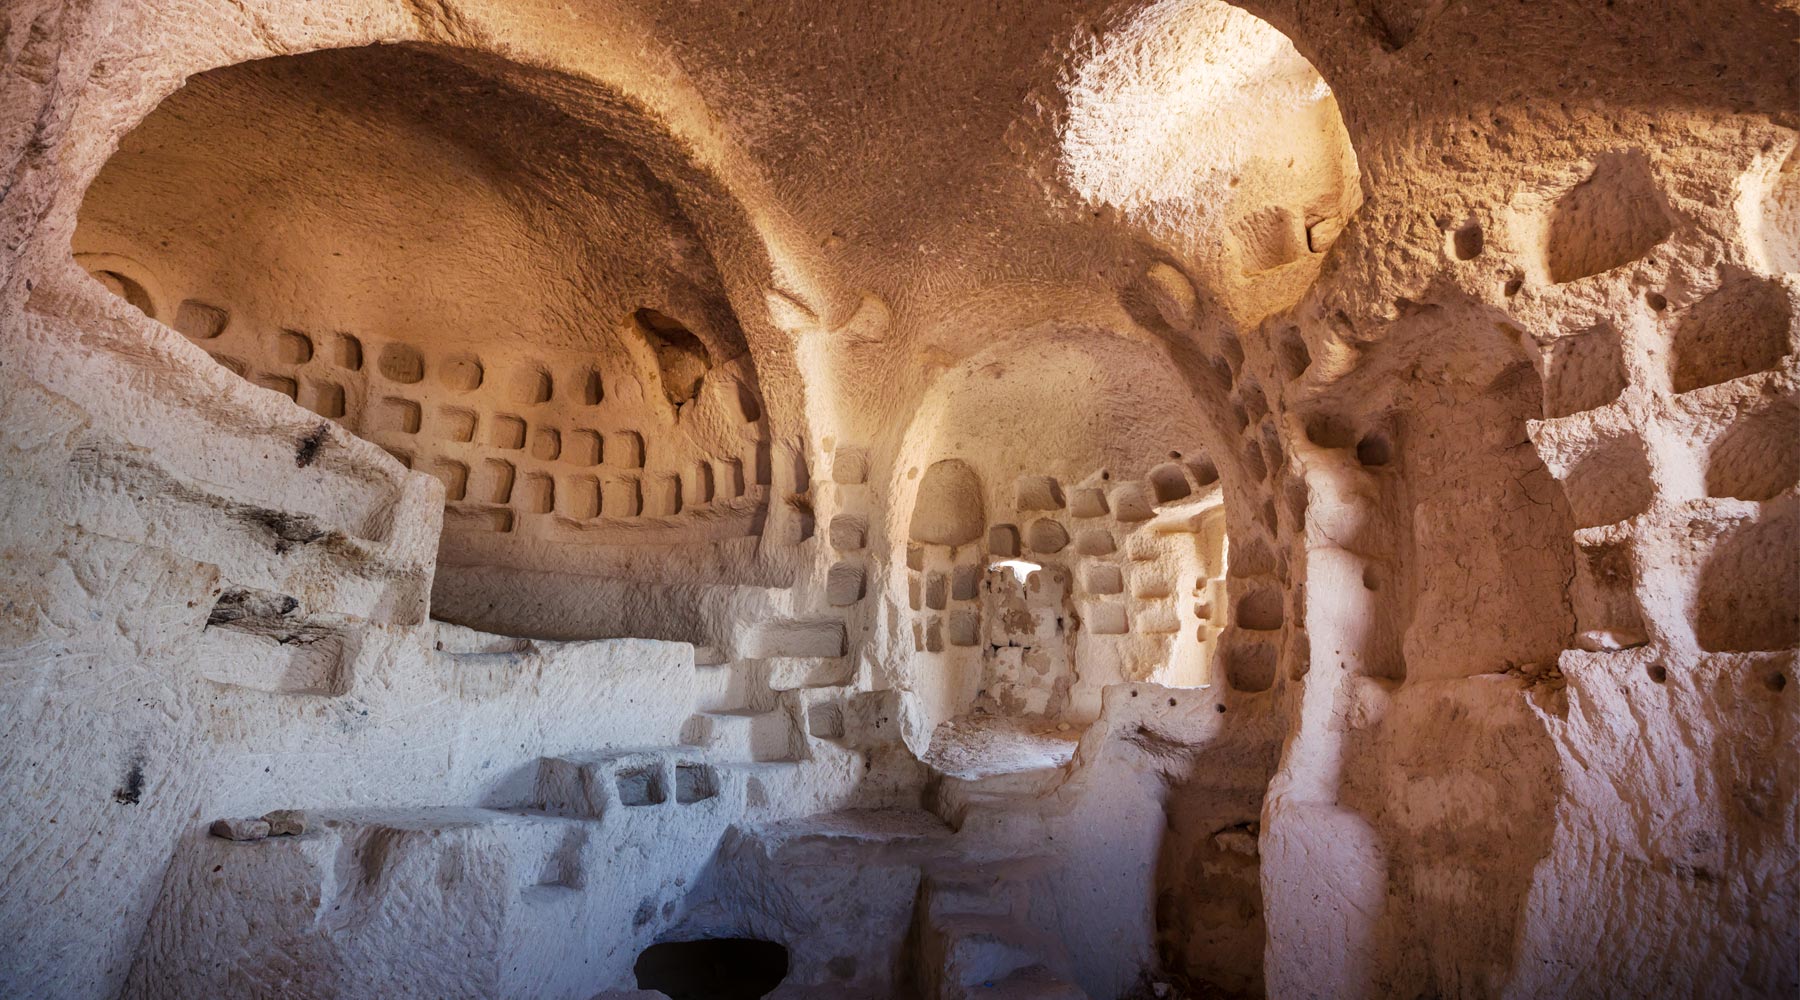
0, 1, 1794, 997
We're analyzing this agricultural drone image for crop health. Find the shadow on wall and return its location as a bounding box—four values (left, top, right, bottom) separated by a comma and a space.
1695, 498, 1799, 653
1338, 682, 1563, 997
1155, 771, 1275, 996
71, 42, 779, 639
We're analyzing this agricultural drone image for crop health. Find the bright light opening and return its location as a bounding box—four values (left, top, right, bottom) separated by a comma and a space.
990, 559, 1042, 585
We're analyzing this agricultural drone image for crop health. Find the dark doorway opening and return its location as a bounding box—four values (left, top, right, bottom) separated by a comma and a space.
634, 937, 789, 999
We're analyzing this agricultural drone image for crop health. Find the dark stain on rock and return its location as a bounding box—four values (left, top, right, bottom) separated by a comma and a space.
295, 422, 329, 468
114, 755, 146, 804
239, 508, 327, 548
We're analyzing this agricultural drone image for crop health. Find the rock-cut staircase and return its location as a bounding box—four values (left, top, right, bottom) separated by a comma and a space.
916, 859, 1088, 999
682, 618, 859, 767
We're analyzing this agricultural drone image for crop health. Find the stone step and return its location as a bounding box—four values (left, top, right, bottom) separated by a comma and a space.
713, 752, 869, 819
915, 858, 1078, 1000
681, 709, 800, 762
206, 807, 593, 896
960, 966, 1089, 1000
692, 663, 740, 712
693, 657, 852, 713
924, 869, 1029, 921
744, 618, 847, 658
764, 655, 857, 691
933, 913, 1043, 991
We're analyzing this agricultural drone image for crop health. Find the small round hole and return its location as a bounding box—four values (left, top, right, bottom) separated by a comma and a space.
1215, 704, 1226, 713
1168, 698, 1177, 707
1503, 277, 1523, 297
1355, 433, 1392, 467
1647, 663, 1667, 684
1645, 291, 1668, 312
1769, 672, 1788, 693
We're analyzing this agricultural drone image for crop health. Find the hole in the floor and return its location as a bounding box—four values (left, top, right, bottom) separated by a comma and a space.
635, 938, 788, 1000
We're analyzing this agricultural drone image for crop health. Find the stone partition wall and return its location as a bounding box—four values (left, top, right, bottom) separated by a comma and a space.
0, 0, 1793, 998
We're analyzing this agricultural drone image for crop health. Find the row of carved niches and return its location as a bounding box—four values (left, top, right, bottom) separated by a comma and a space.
79, 262, 773, 544
904, 458, 1226, 686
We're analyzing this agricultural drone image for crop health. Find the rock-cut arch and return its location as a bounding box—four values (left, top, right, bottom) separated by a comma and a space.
73, 42, 783, 639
